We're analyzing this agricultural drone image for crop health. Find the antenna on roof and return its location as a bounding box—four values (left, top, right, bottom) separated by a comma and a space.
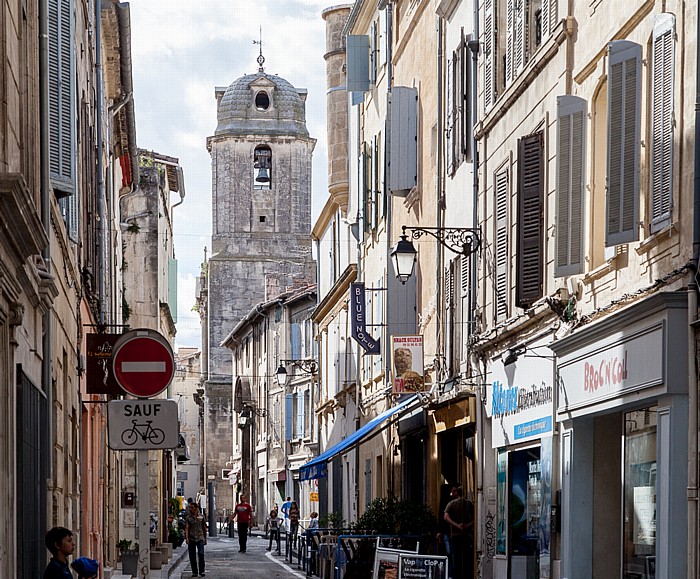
253, 26, 265, 72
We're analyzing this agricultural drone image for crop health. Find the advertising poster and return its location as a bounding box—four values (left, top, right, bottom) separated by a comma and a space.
398, 554, 449, 579
392, 335, 425, 394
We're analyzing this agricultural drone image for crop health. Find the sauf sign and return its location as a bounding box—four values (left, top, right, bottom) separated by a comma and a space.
107, 399, 179, 450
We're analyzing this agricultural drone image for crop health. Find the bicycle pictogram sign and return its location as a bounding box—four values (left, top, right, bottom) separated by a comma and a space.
107, 400, 178, 450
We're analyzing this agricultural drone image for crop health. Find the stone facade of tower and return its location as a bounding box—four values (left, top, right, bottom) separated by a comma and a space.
203, 67, 316, 513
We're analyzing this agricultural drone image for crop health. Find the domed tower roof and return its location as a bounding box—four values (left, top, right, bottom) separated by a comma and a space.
215, 72, 309, 138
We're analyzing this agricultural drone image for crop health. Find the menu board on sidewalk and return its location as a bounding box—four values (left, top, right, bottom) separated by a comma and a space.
397, 554, 449, 579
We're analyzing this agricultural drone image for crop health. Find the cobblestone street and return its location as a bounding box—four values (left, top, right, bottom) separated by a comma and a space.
172, 535, 306, 579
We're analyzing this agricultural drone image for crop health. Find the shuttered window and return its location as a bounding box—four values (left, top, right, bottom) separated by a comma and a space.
517, 132, 544, 308
444, 262, 455, 373
370, 21, 378, 86
483, 0, 496, 110
388, 86, 418, 194
285, 394, 294, 440
555, 96, 586, 277
649, 14, 675, 233
606, 40, 642, 246
447, 56, 455, 175
460, 255, 471, 356
494, 168, 509, 321
506, 0, 526, 86
347, 35, 370, 93
168, 258, 178, 323
48, 0, 75, 197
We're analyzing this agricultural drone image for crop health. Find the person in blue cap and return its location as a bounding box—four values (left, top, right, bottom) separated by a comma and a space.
43, 527, 98, 579
71, 556, 99, 579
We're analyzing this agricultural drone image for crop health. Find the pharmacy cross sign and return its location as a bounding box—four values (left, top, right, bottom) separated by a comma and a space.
112, 329, 175, 398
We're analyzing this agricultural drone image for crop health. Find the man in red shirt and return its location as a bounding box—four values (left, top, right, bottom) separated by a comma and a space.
232, 495, 254, 553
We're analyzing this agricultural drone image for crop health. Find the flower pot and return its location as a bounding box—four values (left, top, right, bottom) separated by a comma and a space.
120, 550, 139, 577
150, 549, 163, 569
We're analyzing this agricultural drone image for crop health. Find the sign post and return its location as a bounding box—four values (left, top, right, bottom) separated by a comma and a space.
111, 329, 176, 579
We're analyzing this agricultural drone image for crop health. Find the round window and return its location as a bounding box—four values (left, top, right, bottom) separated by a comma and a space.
255, 91, 270, 111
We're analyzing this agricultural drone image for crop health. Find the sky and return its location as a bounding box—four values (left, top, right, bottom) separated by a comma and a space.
129, 0, 333, 350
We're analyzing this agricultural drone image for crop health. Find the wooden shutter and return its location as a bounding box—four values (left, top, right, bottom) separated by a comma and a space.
372, 135, 379, 228
505, 0, 515, 84
517, 132, 544, 308
48, 0, 75, 197
650, 14, 675, 233
346, 35, 370, 93
495, 168, 509, 320
484, 0, 495, 110
541, 0, 557, 42
444, 262, 455, 374
370, 21, 377, 86
556, 96, 586, 277
296, 391, 304, 439
388, 86, 418, 193
513, 0, 527, 77
460, 255, 471, 357
606, 40, 641, 245
446, 56, 455, 175
461, 29, 471, 161
285, 394, 294, 440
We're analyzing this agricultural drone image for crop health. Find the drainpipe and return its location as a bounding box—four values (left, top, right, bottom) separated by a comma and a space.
436, 16, 444, 376
39, 0, 53, 486
355, 101, 363, 524
688, 2, 700, 575
95, 0, 105, 325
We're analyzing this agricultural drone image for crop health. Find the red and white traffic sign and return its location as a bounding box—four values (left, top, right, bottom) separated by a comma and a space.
112, 329, 175, 398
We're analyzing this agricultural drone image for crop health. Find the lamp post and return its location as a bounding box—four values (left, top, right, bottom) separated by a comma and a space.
275, 359, 318, 387
390, 225, 481, 283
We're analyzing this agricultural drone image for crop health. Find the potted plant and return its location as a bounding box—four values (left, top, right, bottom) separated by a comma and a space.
117, 539, 139, 577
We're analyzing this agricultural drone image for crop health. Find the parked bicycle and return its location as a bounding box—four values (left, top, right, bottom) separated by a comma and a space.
121, 419, 165, 445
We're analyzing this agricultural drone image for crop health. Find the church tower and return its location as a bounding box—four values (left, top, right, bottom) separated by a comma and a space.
203, 55, 316, 509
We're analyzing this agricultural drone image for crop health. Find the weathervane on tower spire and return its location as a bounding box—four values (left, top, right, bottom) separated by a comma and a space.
253, 26, 265, 72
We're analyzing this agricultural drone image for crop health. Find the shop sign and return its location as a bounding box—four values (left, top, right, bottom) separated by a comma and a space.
392, 335, 425, 393
350, 283, 380, 354
487, 340, 555, 448
557, 323, 664, 414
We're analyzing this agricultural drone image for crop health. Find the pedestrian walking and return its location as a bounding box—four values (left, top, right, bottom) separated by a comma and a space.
281, 496, 292, 532
444, 486, 474, 579
43, 527, 98, 579
185, 501, 208, 577
232, 494, 254, 553
288, 501, 300, 550
266, 509, 282, 554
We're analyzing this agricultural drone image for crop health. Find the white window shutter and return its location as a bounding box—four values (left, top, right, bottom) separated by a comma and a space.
379, 11, 387, 68
505, 0, 515, 85
606, 40, 642, 246
49, 0, 75, 197
484, 0, 495, 110
513, 0, 527, 76
346, 35, 370, 93
541, 0, 557, 42
495, 169, 509, 320
370, 21, 377, 86
555, 95, 586, 277
650, 13, 675, 233
446, 56, 455, 175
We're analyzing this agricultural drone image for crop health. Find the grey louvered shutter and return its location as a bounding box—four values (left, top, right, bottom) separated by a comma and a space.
285, 394, 294, 440
347, 35, 370, 93
49, 0, 75, 197
388, 87, 418, 193
650, 14, 675, 233
606, 40, 642, 246
370, 21, 378, 86
484, 0, 495, 110
446, 56, 455, 175
460, 256, 471, 357
517, 133, 544, 308
373, 135, 380, 226
495, 169, 509, 320
556, 96, 586, 277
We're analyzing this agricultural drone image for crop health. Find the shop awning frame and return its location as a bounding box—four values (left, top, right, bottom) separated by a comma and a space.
299, 394, 420, 481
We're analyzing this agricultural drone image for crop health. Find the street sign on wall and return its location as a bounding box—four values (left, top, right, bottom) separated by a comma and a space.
111, 329, 175, 398
107, 399, 179, 450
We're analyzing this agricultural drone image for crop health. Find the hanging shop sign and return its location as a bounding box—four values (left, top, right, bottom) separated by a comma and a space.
86, 333, 123, 396
392, 335, 425, 394
350, 282, 380, 354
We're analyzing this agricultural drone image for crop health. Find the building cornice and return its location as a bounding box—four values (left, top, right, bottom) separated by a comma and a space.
312, 264, 358, 323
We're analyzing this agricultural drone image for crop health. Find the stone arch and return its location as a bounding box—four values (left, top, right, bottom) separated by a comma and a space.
233, 376, 253, 412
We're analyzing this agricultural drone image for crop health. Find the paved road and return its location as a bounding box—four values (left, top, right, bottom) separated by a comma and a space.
173, 535, 307, 578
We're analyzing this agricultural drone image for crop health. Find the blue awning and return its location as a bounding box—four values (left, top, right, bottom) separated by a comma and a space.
299, 395, 420, 481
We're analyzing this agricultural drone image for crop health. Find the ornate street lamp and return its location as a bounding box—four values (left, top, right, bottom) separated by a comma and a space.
275, 359, 318, 387
390, 230, 418, 284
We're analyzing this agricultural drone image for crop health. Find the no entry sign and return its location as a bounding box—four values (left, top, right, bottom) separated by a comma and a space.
112, 329, 175, 398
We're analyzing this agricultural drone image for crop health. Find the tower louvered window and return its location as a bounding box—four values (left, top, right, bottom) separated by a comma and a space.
517, 132, 544, 308
649, 14, 675, 233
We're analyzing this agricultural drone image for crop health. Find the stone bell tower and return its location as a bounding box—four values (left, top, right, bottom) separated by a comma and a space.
202, 55, 316, 510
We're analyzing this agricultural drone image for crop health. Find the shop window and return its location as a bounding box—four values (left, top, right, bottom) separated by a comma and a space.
623, 406, 657, 578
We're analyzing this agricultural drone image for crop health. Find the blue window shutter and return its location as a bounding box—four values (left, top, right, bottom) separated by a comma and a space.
556, 96, 586, 277
291, 323, 302, 359
388, 86, 418, 194
347, 35, 370, 93
606, 40, 642, 246
168, 258, 178, 322
650, 14, 675, 233
49, 0, 76, 197
285, 394, 294, 440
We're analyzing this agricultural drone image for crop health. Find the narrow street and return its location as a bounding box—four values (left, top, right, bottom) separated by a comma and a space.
172, 535, 307, 579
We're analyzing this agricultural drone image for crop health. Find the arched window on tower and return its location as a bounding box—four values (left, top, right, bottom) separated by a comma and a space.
254, 145, 272, 190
